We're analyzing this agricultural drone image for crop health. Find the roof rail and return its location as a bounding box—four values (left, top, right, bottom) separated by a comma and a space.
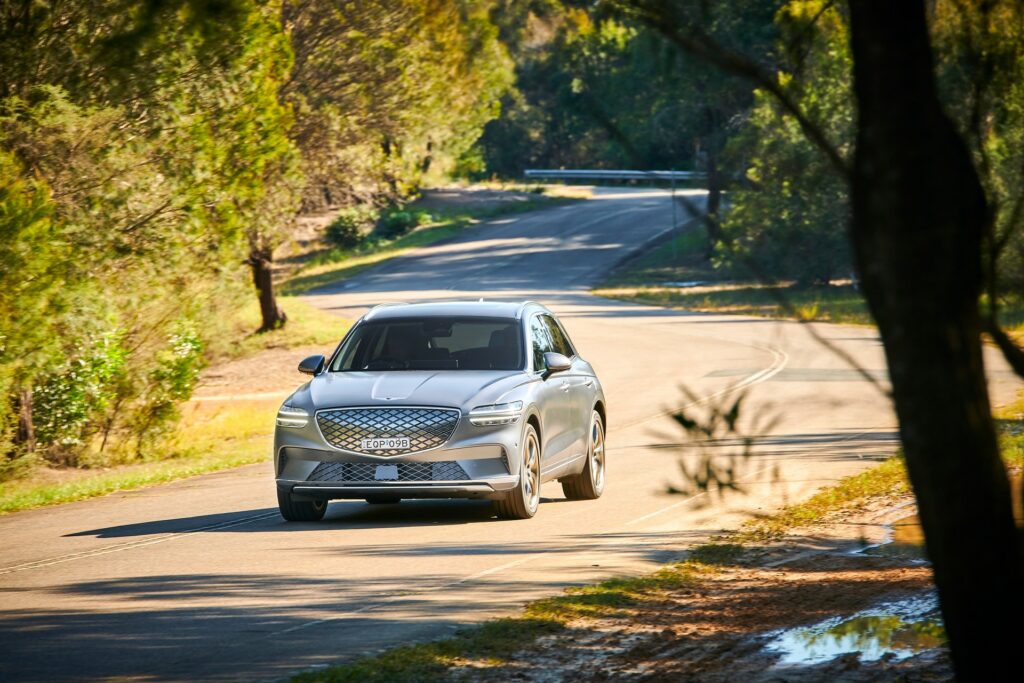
515, 300, 542, 319
364, 302, 408, 320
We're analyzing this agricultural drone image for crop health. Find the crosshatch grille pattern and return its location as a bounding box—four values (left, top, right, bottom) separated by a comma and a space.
307, 460, 469, 482
316, 408, 460, 455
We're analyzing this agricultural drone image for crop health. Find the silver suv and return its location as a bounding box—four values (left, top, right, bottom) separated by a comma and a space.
274, 301, 607, 521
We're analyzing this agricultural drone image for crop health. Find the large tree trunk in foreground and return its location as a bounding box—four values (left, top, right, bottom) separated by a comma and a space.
848, 2, 1023, 678
248, 248, 287, 332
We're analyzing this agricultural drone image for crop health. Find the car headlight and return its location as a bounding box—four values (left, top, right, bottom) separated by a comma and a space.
276, 404, 309, 428
469, 401, 523, 426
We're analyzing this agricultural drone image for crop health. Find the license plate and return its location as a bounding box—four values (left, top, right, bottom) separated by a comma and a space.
361, 437, 410, 451
374, 465, 399, 480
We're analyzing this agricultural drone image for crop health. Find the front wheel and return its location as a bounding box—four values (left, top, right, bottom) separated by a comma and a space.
277, 488, 327, 521
495, 423, 541, 519
561, 410, 605, 500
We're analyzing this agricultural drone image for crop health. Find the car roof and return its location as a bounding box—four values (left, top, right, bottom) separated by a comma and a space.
363, 300, 546, 321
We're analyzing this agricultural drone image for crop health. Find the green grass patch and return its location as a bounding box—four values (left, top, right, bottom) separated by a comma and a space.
738, 457, 910, 542
601, 224, 720, 288
282, 196, 577, 296
207, 295, 350, 362
594, 282, 874, 326
596, 223, 874, 325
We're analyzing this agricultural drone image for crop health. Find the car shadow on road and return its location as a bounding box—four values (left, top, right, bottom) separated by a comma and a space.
64, 498, 586, 539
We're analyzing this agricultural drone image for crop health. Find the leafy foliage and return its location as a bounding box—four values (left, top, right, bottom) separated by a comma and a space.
719, 2, 854, 285
0, 1, 515, 474
325, 207, 379, 249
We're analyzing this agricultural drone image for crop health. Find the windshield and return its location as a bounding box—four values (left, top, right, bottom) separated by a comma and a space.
330, 317, 523, 371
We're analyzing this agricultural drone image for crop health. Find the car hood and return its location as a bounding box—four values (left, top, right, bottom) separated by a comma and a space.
307, 370, 530, 410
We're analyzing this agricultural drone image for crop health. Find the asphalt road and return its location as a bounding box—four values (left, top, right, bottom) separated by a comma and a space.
1, 188, 1019, 682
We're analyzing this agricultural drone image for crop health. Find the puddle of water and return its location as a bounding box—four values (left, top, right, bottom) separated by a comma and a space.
861, 473, 1022, 561
764, 593, 946, 666
859, 512, 928, 560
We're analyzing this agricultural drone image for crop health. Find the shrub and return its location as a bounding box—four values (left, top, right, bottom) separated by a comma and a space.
374, 207, 429, 239
33, 332, 127, 457
325, 207, 378, 249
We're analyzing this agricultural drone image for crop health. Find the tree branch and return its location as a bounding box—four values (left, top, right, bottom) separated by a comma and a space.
614, 0, 851, 179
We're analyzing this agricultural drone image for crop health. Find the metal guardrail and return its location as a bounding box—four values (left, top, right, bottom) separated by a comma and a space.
524, 169, 707, 181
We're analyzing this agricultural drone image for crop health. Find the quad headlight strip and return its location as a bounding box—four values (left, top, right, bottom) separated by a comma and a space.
468, 401, 523, 426
276, 405, 310, 428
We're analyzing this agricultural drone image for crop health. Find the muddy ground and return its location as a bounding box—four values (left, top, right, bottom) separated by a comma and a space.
455, 500, 952, 682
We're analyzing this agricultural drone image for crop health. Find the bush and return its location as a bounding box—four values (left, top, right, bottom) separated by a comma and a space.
325, 207, 378, 249
33, 332, 127, 457
374, 207, 429, 239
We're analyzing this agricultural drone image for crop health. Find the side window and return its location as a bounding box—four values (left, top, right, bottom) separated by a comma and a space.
530, 316, 554, 371
542, 315, 574, 358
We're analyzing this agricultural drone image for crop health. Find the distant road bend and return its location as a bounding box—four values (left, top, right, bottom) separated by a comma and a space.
0, 187, 1019, 682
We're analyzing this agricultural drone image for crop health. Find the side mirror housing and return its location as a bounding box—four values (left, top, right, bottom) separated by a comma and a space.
542, 352, 572, 378
298, 354, 325, 376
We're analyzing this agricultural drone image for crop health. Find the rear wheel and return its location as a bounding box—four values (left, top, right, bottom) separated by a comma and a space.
561, 410, 605, 500
277, 488, 327, 521
495, 423, 541, 519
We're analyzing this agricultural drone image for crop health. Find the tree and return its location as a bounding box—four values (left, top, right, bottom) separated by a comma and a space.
602, 0, 1024, 676
0, 0, 299, 462
847, 2, 1021, 676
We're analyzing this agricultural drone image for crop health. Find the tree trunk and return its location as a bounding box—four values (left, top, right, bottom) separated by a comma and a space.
848, 1, 1022, 678
248, 248, 287, 332
703, 149, 725, 259
15, 388, 35, 453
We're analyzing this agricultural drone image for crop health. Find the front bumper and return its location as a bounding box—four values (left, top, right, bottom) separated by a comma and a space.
274, 405, 528, 500
275, 444, 519, 501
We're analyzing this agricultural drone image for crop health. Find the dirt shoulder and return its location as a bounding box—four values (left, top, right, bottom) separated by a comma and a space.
445, 499, 949, 682
293, 474, 959, 683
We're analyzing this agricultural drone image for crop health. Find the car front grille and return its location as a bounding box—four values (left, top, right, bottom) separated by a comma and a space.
315, 407, 460, 455
306, 460, 470, 482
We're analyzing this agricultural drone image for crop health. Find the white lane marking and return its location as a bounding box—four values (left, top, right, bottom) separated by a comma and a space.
0, 511, 280, 576
619, 342, 790, 431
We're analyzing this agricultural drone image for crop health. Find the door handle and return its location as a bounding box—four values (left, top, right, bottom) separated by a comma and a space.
583, 379, 594, 387
560, 381, 570, 392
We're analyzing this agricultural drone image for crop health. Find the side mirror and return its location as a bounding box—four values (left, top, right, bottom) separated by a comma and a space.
298, 354, 325, 376
542, 352, 571, 378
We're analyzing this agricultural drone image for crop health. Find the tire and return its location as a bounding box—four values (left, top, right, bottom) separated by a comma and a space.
561, 410, 606, 501
495, 423, 541, 520
277, 488, 327, 521
365, 496, 402, 505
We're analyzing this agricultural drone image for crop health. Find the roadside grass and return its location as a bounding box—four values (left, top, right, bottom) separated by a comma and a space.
596, 225, 1024, 331
595, 224, 875, 325
291, 394, 1024, 682
738, 394, 1024, 543
0, 399, 275, 515
282, 195, 579, 296
595, 282, 873, 325
207, 295, 350, 362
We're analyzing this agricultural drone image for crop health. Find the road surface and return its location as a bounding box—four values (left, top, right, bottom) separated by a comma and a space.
0, 188, 1019, 681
